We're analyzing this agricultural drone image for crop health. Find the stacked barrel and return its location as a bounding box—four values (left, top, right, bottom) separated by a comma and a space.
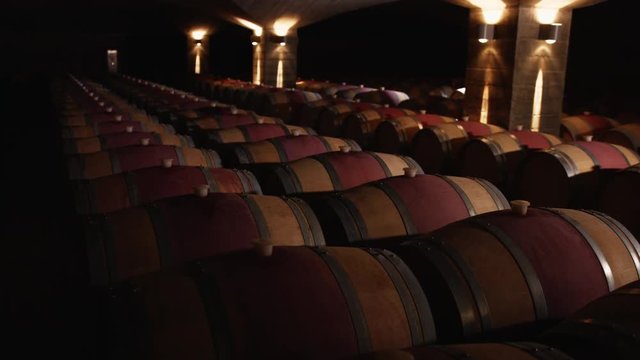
52, 73, 640, 359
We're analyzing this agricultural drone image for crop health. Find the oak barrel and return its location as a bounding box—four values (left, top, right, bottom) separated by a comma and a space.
513, 141, 640, 208
394, 208, 640, 341
312, 174, 510, 245
86, 193, 325, 284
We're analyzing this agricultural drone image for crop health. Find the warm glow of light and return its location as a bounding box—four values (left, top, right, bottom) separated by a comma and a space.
545, 39, 557, 44
531, 69, 544, 131
252, 41, 258, 46
469, 0, 505, 24
279, 42, 286, 46
536, 0, 573, 23
191, 29, 207, 41
536, 8, 558, 23
457, 87, 466, 95
276, 60, 284, 88
255, 58, 261, 85
195, 53, 201, 74
478, 38, 489, 44
480, 85, 490, 124
236, 18, 263, 36
273, 17, 298, 36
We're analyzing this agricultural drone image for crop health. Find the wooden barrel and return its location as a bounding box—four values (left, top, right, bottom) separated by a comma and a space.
514, 141, 640, 208
395, 207, 640, 342
74, 167, 261, 214
597, 123, 640, 153
540, 280, 640, 360
599, 164, 640, 239
375, 114, 456, 154
86, 194, 326, 285
323, 84, 358, 97
336, 86, 376, 100
410, 123, 469, 174
261, 151, 423, 195
295, 98, 350, 128
354, 89, 411, 106
61, 121, 175, 139
232, 135, 362, 165
352, 342, 573, 359
316, 102, 380, 137
63, 132, 194, 154
258, 91, 293, 120
67, 145, 221, 180
204, 124, 316, 146
312, 174, 509, 245
410, 122, 503, 174
511, 130, 563, 150
458, 132, 526, 190
560, 114, 619, 141
107, 246, 434, 359
343, 108, 417, 147
187, 113, 281, 131
61, 111, 156, 127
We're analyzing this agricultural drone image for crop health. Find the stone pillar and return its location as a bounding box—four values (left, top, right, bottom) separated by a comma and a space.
254, 31, 298, 88
464, 6, 572, 134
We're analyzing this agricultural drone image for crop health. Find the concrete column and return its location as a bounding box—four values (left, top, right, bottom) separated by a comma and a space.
464, 6, 572, 134
253, 31, 298, 88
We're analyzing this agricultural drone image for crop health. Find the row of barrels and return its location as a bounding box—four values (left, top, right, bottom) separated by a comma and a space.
115, 74, 640, 245
196, 76, 466, 125
105, 230, 640, 359
134, 74, 640, 240
60, 75, 640, 359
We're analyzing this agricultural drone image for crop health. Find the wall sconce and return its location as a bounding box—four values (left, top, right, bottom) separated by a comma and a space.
195, 39, 203, 47
539, 23, 561, 44
478, 24, 495, 44
251, 35, 261, 46
270, 35, 286, 46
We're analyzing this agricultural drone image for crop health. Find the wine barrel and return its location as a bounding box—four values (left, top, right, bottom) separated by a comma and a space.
312, 174, 509, 245
343, 108, 417, 147
86, 194, 325, 284
411, 122, 504, 174
317, 102, 380, 137
599, 164, 640, 238
323, 84, 358, 97
352, 342, 573, 359
511, 130, 563, 150
597, 123, 640, 153
295, 98, 336, 127
354, 89, 410, 106
74, 167, 261, 214
61, 111, 156, 127
261, 151, 422, 195
61, 121, 174, 139
204, 124, 316, 146
513, 141, 640, 208
107, 246, 435, 359
187, 113, 282, 131
458, 132, 526, 190
540, 280, 640, 360
67, 145, 221, 180
375, 114, 456, 154
63, 132, 195, 154
560, 115, 619, 141
336, 86, 376, 100
232, 135, 361, 165
395, 207, 640, 342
